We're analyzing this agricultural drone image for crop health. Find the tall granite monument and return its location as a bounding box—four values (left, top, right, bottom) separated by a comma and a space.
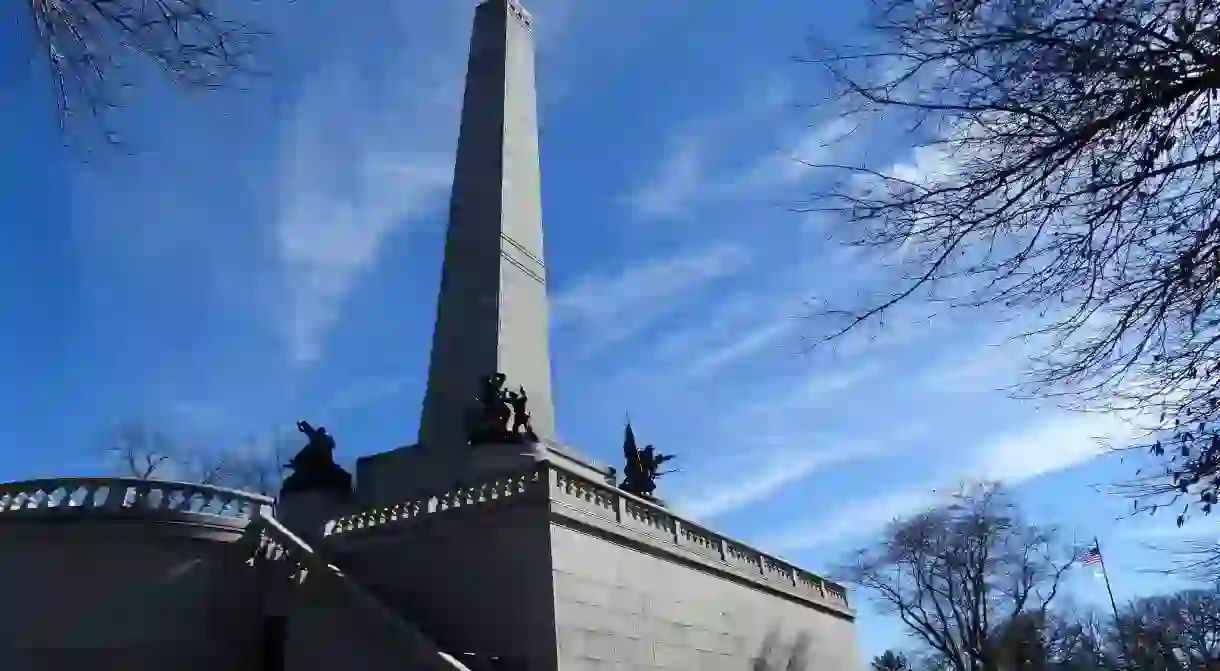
418, 0, 555, 452
356, 0, 608, 504
334, 3, 862, 670
0, 2, 860, 670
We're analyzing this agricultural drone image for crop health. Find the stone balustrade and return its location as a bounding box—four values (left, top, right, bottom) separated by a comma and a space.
544, 466, 851, 612
322, 462, 850, 612
245, 519, 311, 585
0, 477, 274, 523
325, 470, 540, 537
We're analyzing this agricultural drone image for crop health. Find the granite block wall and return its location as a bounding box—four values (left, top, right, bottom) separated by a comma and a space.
551, 525, 861, 671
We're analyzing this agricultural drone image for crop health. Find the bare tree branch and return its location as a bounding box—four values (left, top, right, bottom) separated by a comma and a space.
804, 0, 1220, 522
104, 421, 176, 480
100, 420, 289, 496
17, 0, 266, 147
1143, 535, 1220, 582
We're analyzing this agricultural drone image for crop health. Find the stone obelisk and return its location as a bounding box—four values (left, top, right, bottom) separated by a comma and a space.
356, 0, 608, 505
418, 0, 555, 451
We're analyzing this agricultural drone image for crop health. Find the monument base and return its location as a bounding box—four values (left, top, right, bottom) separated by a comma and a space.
278, 488, 356, 548
329, 460, 860, 671
355, 439, 613, 508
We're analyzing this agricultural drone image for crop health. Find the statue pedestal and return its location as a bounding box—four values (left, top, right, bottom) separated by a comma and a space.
467, 439, 609, 483
277, 488, 355, 548
356, 438, 613, 508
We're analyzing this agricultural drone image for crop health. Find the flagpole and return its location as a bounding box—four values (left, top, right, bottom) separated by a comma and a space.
1094, 537, 1128, 664
1094, 536, 1122, 625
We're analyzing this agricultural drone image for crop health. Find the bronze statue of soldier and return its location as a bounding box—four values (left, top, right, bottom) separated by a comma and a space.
621, 439, 675, 501
281, 420, 353, 497
468, 373, 540, 445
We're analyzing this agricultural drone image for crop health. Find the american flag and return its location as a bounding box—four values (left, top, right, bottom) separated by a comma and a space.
1082, 545, 1103, 566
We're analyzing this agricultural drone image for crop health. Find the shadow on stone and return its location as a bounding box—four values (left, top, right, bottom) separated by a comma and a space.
751, 627, 813, 671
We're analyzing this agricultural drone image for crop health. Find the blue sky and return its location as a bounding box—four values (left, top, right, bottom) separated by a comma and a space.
1, 0, 1217, 662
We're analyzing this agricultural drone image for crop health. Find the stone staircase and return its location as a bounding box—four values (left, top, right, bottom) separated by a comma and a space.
448, 653, 517, 671
241, 513, 472, 671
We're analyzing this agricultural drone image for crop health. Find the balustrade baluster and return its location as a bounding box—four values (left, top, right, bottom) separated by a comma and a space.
214, 494, 234, 517
98, 485, 120, 510
136, 482, 154, 508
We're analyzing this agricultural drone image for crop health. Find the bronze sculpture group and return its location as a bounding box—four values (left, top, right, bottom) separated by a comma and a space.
619, 423, 676, 501
283, 377, 677, 504
464, 375, 678, 500
467, 372, 539, 445
281, 420, 353, 497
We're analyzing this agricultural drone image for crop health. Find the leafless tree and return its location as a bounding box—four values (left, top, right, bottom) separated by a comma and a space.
992, 611, 1055, 671
921, 588, 1220, 669
873, 650, 912, 671
104, 421, 177, 479
101, 420, 291, 496
15, 0, 264, 146
917, 605, 1117, 670
1042, 608, 1117, 670
801, 0, 1220, 522
223, 428, 295, 497
1113, 587, 1220, 669
838, 483, 1078, 671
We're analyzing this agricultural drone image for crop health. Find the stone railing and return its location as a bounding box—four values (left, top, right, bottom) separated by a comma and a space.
324, 469, 541, 537
0, 477, 274, 524
545, 465, 851, 612
322, 463, 850, 612
246, 514, 472, 671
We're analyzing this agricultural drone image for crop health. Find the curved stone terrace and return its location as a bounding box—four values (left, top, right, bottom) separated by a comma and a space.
0, 476, 274, 532
0, 471, 850, 615
324, 462, 851, 616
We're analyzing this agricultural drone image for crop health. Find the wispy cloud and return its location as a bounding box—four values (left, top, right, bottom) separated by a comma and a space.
269, 0, 588, 367
552, 243, 750, 354
644, 255, 873, 382
724, 118, 859, 196
660, 293, 809, 380
626, 78, 859, 222
628, 133, 707, 220
972, 410, 1134, 484
887, 143, 961, 185
1116, 517, 1220, 543
917, 319, 1050, 394
663, 383, 924, 524
272, 60, 456, 366
728, 362, 883, 423
920, 345, 1018, 394
161, 400, 226, 431
786, 364, 882, 406
762, 485, 945, 553
320, 373, 414, 417
681, 318, 798, 379
758, 410, 1137, 551
672, 441, 897, 520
